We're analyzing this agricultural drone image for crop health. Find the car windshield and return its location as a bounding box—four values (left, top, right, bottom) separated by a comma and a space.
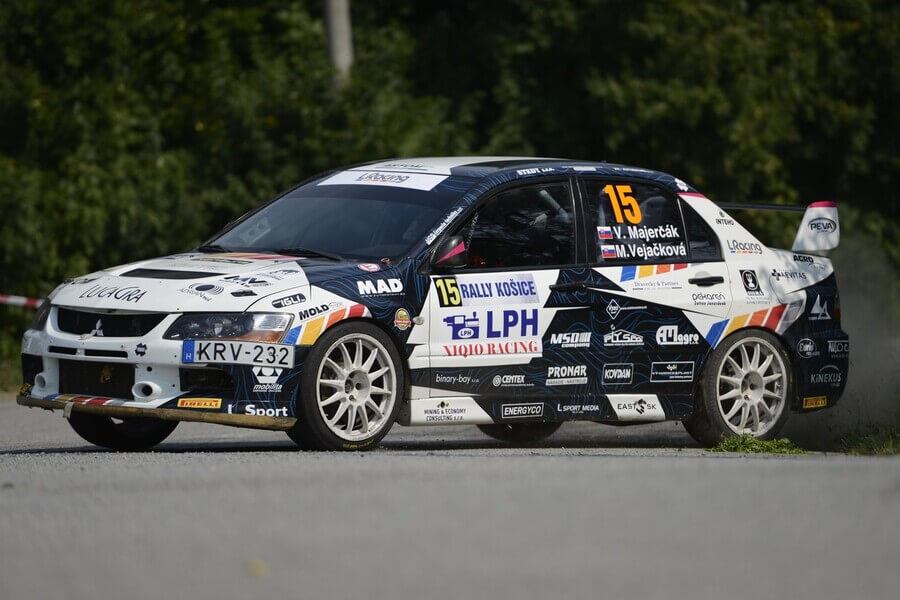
209, 173, 475, 260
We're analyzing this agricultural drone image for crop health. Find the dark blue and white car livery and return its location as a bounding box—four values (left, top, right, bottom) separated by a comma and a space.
19, 157, 850, 450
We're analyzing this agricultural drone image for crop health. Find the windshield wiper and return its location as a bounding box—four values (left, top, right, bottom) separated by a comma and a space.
274, 247, 343, 261
195, 244, 232, 253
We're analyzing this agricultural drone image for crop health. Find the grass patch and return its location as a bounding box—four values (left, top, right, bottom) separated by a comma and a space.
711, 434, 807, 454
840, 417, 900, 455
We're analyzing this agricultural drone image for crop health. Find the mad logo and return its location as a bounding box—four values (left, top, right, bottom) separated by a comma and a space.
357, 278, 403, 295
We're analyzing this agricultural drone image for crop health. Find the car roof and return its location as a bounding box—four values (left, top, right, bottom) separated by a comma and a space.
353, 156, 695, 193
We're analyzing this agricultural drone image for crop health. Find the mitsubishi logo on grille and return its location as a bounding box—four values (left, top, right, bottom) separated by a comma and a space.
91, 319, 104, 337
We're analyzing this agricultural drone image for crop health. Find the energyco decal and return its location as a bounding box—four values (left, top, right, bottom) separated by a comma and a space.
501, 403, 544, 419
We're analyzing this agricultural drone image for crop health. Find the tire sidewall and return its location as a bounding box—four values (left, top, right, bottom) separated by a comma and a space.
296, 321, 404, 451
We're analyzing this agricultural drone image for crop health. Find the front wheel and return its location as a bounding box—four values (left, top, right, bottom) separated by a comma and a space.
477, 422, 562, 444
67, 412, 178, 451
287, 322, 403, 451
684, 329, 792, 446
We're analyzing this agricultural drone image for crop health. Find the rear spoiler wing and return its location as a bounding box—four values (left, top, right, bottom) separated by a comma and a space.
716, 201, 839, 254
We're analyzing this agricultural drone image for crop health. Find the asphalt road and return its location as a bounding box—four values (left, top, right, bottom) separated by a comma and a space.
2, 396, 899, 600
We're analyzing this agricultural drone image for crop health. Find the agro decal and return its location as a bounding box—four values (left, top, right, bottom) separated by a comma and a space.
433, 273, 539, 307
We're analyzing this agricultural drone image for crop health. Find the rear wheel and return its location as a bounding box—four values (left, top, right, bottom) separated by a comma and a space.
684, 329, 792, 446
67, 412, 178, 451
477, 422, 562, 444
287, 322, 403, 451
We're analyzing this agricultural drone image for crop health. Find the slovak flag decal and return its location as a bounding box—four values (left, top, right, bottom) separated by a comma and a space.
597, 226, 613, 240
601, 245, 618, 259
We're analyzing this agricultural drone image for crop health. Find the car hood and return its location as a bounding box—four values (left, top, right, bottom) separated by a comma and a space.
50, 252, 316, 313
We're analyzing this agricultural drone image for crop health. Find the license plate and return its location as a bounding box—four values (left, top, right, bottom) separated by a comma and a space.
181, 340, 294, 367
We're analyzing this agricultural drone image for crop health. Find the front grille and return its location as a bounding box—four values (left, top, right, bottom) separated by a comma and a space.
57, 308, 166, 337
22, 354, 43, 386
59, 359, 134, 399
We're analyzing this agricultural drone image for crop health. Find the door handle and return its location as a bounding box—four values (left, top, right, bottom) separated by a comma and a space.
550, 282, 590, 292
688, 276, 724, 287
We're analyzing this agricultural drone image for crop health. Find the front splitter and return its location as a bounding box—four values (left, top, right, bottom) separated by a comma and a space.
16, 394, 297, 431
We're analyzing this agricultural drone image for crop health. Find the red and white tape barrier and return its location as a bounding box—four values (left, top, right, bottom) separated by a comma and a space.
0, 294, 43, 308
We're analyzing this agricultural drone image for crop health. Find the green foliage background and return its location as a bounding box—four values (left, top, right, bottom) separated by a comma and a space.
0, 0, 897, 360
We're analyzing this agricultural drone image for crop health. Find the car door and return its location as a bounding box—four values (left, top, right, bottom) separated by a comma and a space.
426, 178, 597, 410
578, 177, 731, 416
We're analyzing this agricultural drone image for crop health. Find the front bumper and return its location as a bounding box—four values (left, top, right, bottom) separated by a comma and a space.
17, 391, 297, 430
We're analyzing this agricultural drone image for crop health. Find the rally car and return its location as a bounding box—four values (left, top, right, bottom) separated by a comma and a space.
18, 157, 849, 450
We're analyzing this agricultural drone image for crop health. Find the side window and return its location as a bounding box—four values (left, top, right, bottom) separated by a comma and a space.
583, 180, 688, 264
681, 201, 722, 261
454, 182, 575, 269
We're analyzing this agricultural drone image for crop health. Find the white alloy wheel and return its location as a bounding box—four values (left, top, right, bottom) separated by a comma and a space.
715, 336, 788, 436
316, 333, 397, 442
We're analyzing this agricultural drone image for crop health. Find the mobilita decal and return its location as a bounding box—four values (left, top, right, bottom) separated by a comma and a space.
726, 240, 764, 255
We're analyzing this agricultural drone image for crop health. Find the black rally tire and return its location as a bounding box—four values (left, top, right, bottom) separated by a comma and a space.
67, 412, 178, 451
477, 422, 562, 444
287, 321, 404, 451
683, 328, 793, 447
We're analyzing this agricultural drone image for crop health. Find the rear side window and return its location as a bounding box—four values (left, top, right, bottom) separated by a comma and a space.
681, 201, 722, 261
583, 180, 688, 264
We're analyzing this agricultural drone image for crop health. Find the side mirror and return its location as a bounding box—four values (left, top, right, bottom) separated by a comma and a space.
432, 235, 467, 270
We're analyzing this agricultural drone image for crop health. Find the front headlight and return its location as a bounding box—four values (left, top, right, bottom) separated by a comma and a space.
163, 313, 292, 343
30, 300, 50, 331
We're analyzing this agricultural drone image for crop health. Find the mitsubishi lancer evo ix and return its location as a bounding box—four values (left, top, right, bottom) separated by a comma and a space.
18, 157, 849, 450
